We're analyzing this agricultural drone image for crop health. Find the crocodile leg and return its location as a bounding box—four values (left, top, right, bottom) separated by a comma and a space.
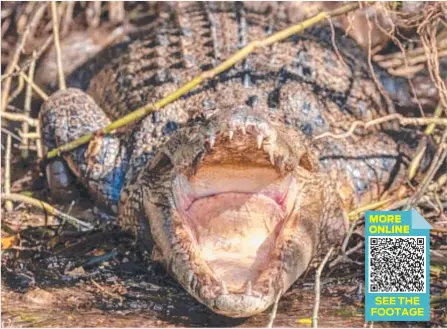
39, 88, 128, 213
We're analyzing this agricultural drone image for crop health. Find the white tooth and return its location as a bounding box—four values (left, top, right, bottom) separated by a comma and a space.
241, 126, 246, 135
252, 291, 262, 298
187, 271, 194, 286
246, 281, 252, 296
257, 134, 263, 149
268, 278, 273, 291
208, 135, 215, 148
279, 161, 285, 173
228, 130, 234, 140
221, 281, 228, 295
269, 150, 275, 166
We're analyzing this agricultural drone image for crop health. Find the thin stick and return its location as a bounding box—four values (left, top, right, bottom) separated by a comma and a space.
19, 132, 40, 139
15, 64, 49, 101
45, 2, 361, 159
1, 17, 31, 111
4, 135, 13, 212
51, 1, 66, 90
91, 279, 124, 303
21, 52, 37, 159
425, 103, 444, 135
1, 112, 38, 126
348, 196, 397, 220
1, 2, 47, 111
62, 1, 75, 35
1, 35, 53, 81
2, 193, 94, 231
7, 73, 24, 103
405, 128, 447, 209
312, 247, 334, 328
314, 114, 447, 141
329, 216, 362, 269
1, 128, 22, 142
266, 289, 282, 328
36, 121, 43, 159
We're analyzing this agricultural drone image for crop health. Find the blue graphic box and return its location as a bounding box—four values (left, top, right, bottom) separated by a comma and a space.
365, 209, 431, 321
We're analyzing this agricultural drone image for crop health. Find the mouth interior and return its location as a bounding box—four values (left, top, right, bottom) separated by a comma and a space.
175, 163, 294, 292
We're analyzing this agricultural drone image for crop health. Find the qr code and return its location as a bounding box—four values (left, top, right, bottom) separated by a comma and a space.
368, 236, 426, 293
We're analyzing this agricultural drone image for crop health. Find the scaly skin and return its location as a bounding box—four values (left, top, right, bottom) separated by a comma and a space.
39, 2, 428, 317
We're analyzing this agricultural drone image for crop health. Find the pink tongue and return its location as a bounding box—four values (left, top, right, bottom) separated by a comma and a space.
186, 193, 284, 290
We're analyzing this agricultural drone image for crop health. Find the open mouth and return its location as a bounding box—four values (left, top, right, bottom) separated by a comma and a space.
168, 131, 306, 314
146, 116, 341, 316
174, 164, 297, 292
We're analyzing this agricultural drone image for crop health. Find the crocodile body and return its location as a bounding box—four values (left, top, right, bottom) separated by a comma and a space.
39, 2, 426, 317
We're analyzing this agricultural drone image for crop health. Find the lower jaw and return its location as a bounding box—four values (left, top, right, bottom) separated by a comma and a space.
170, 214, 292, 317
169, 177, 303, 316
210, 293, 274, 317
185, 192, 286, 291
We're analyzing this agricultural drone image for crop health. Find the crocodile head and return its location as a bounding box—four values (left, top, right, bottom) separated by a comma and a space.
136, 107, 348, 317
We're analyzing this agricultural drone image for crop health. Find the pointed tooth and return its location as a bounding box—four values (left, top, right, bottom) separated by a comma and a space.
245, 281, 252, 296
221, 281, 228, 295
268, 278, 273, 291
279, 161, 285, 173
269, 150, 275, 166
208, 135, 215, 148
252, 291, 262, 298
187, 271, 194, 286
257, 134, 263, 149
241, 126, 246, 135
191, 276, 198, 292
228, 130, 234, 140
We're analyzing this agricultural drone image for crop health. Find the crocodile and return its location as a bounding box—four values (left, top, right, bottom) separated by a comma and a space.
38, 2, 429, 318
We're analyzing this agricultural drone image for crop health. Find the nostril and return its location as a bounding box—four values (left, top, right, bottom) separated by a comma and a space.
299, 153, 316, 172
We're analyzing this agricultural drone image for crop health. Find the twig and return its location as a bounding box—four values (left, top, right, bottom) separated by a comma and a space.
430, 295, 447, 305
408, 141, 428, 181
1, 111, 38, 127
1, 2, 47, 111
21, 51, 37, 159
266, 289, 282, 328
7, 73, 24, 103
2, 193, 94, 231
425, 103, 444, 135
44, 2, 361, 159
1, 128, 22, 142
109, 2, 125, 23
374, 43, 447, 63
329, 216, 362, 269
4, 135, 13, 212
348, 196, 397, 220
51, 1, 66, 90
35, 121, 43, 159
314, 114, 447, 141
62, 1, 75, 35
1, 35, 53, 81
15, 64, 49, 101
1, 13, 31, 112
404, 128, 447, 209
91, 279, 123, 303
312, 247, 334, 328
19, 132, 40, 139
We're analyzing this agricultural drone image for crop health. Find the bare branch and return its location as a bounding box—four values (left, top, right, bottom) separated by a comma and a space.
51, 1, 66, 90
